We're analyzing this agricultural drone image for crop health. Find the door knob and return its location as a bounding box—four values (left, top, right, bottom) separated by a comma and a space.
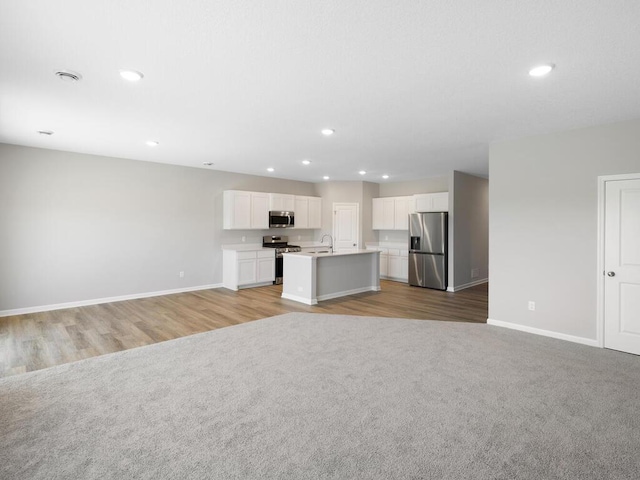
607, 271, 616, 277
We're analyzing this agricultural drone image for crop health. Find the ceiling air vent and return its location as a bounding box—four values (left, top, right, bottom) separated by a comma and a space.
55, 70, 82, 82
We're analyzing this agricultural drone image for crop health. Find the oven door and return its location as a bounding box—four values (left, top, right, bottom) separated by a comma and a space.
274, 255, 283, 284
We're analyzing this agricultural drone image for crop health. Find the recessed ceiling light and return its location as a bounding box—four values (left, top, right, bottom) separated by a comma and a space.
203, 162, 214, 166
323, 176, 330, 180
302, 159, 311, 165
38, 130, 54, 136
267, 167, 275, 172
529, 64, 555, 77
321, 129, 335, 136
146, 140, 159, 147
120, 70, 144, 82
359, 170, 366, 175
55, 70, 82, 82
382, 174, 389, 179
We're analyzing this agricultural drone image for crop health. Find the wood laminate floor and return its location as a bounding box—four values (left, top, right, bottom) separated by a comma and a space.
0, 280, 488, 378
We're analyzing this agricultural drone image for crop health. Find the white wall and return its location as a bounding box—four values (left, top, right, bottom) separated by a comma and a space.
489, 118, 640, 341
378, 176, 449, 197
451, 171, 489, 290
313, 181, 379, 247
0, 143, 316, 312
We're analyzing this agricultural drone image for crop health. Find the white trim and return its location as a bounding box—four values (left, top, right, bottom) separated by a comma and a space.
487, 318, 599, 348
281, 293, 318, 305
317, 285, 380, 302
0, 284, 223, 317
596, 172, 640, 350
447, 278, 488, 292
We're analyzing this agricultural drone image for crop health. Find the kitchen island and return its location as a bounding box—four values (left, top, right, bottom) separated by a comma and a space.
281, 250, 380, 305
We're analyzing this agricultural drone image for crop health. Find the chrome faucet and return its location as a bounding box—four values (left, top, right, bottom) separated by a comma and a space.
320, 234, 334, 253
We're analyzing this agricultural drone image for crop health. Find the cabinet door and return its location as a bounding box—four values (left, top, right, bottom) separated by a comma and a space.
431, 192, 449, 212
308, 197, 322, 229
380, 253, 388, 277
387, 255, 402, 278
237, 259, 257, 285
399, 250, 408, 281
251, 193, 270, 229
256, 257, 275, 283
414, 194, 433, 212
294, 196, 309, 229
269, 194, 295, 212
414, 192, 449, 213
382, 198, 395, 229
394, 197, 410, 230
227, 191, 252, 229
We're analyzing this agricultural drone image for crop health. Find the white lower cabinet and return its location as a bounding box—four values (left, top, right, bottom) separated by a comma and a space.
223, 249, 275, 290
379, 251, 388, 277
366, 247, 407, 282
387, 249, 403, 279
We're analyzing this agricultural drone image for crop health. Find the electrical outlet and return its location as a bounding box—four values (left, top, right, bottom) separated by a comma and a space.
528, 301, 535, 311
297, 235, 301, 240
384, 235, 388, 241
179, 271, 185, 278
241, 236, 246, 242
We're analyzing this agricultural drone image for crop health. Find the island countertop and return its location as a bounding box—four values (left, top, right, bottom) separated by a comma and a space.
282, 249, 374, 258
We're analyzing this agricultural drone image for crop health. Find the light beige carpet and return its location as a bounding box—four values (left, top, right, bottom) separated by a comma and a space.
1, 313, 639, 479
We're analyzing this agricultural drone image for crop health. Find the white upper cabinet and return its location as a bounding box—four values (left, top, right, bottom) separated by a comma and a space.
372, 196, 413, 230
413, 192, 449, 212
394, 196, 411, 230
372, 198, 395, 230
223, 190, 269, 229
293, 195, 322, 229
269, 193, 295, 212
224, 191, 320, 230
431, 192, 449, 212
308, 197, 322, 229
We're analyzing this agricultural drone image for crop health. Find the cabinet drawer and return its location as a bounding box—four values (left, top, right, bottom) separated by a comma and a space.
387, 248, 400, 256
257, 250, 275, 259
237, 251, 257, 260
400, 249, 408, 257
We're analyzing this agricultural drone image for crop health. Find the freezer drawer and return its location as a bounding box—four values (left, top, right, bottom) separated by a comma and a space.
408, 252, 447, 290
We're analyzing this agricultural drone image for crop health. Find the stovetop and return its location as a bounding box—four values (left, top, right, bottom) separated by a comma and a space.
262, 235, 300, 252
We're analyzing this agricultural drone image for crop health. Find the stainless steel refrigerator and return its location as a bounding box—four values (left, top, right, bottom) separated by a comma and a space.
408, 212, 448, 290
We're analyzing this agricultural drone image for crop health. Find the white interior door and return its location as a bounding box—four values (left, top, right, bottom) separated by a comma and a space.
604, 177, 640, 355
333, 203, 359, 253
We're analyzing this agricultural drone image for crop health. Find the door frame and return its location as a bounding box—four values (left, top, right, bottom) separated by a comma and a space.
332, 202, 360, 251
596, 172, 640, 349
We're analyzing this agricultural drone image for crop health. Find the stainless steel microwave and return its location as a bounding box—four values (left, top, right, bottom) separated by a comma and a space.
269, 211, 295, 228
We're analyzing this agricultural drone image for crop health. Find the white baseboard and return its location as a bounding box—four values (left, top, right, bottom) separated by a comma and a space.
281, 293, 317, 305
281, 285, 380, 305
487, 318, 600, 348
317, 285, 381, 302
0, 284, 223, 318
447, 278, 488, 292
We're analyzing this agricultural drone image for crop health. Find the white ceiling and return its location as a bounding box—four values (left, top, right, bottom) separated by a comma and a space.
1, 1, 640, 183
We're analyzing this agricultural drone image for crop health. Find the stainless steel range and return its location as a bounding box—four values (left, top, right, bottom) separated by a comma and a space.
262, 235, 301, 284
